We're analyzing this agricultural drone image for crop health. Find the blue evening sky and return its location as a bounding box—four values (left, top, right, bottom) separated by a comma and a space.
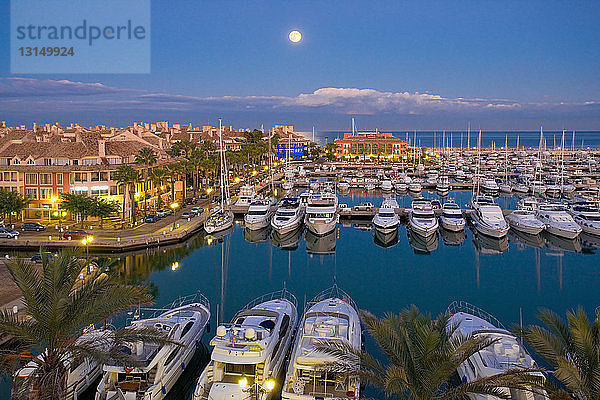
0, 0, 599, 129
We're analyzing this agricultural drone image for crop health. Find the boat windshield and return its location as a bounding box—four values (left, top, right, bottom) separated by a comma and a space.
222, 363, 256, 384
308, 213, 334, 219
248, 210, 267, 216
277, 210, 297, 217
413, 212, 434, 219
379, 212, 396, 218
442, 212, 463, 219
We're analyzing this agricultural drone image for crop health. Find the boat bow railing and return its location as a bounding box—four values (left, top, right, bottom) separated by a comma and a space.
308, 285, 358, 313
446, 300, 506, 330
129, 291, 210, 323
243, 288, 298, 310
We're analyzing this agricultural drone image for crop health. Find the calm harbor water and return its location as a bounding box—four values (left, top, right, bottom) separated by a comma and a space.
2, 190, 599, 398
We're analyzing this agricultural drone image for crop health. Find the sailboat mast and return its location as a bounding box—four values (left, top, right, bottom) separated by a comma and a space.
218, 118, 224, 209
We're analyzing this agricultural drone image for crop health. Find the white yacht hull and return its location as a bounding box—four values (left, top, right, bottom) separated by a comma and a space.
244, 213, 272, 230
506, 215, 545, 235
374, 221, 399, 234
544, 224, 581, 239
471, 215, 509, 238
573, 216, 600, 236
272, 217, 302, 235
440, 218, 465, 232
305, 218, 337, 236
409, 220, 438, 237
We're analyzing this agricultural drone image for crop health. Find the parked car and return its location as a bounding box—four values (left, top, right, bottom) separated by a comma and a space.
21, 222, 46, 231
31, 252, 56, 263
184, 197, 198, 205
0, 228, 19, 239
145, 214, 159, 223
190, 207, 202, 215
353, 202, 374, 211
63, 230, 87, 240
181, 211, 195, 219
157, 209, 172, 218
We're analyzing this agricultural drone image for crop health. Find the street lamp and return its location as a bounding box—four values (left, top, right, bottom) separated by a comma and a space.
49, 197, 58, 223
170, 202, 179, 228
81, 235, 94, 273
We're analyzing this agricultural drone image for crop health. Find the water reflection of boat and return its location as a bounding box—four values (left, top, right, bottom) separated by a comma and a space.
373, 228, 399, 248
272, 226, 304, 251
205, 225, 234, 242
543, 231, 582, 253
440, 228, 466, 246
407, 229, 439, 254
352, 222, 372, 231
472, 230, 509, 254
509, 230, 544, 248
580, 232, 600, 249
305, 227, 337, 255
244, 226, 271, 243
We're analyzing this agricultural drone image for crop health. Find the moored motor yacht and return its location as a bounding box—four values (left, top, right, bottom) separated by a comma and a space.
282, 286, 361, 400
304, 192, 338, 236
235, 185, 257, 207
13, 327, 112, 400
469, 195, 509, 238
192, 289, 298, 400
536, 203, 582, 239
380, 179, 393, 191
446, 301, 549, 400
337, 179, 350, 192
481, 178, 499, 193
244, 199, 274, 230
568, 202, 600, 236
372, 198, 399, 233
96, 293, 211, 400
409, 198, 439, 237
436, 176, 450, 194
272, 198, 305, 235
408, 180, 422, 193
439, 200, 465, 232
506, 209, 545, 235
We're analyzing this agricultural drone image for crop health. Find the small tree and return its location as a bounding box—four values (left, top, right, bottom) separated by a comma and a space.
0, 190, 29, 224
90, 198, 119, 228
135, 147, 157, 219
59, 193, 94, 228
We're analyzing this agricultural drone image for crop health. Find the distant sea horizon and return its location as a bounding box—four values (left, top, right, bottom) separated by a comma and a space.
297, 130, 600, 149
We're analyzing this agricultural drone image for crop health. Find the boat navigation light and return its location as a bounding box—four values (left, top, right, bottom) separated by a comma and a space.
216, 325, 227, 337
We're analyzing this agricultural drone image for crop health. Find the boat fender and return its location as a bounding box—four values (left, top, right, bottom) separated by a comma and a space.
195, 339, 201, 348
162, 384, 166, 395
181, 361, 185, 370
207, 321, 211, 333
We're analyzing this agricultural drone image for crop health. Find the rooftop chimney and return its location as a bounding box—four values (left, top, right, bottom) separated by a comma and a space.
98, 139, 106, 157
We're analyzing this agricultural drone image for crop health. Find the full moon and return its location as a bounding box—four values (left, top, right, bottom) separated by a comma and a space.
289, 30, 302, 43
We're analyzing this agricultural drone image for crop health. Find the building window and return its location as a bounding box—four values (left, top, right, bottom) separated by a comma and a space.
11, 172, 16, 182
91, 172, 100, 181
25, 173, 38, 185
91, 186, 109, 197
74, 172, 87, 182
72, 160, 78, 165
81, 158, 98, 166
44, 158, 52, 166
56, 173, 63, 185
108, 157, 121, 165
55, 158, 69, 166
13, 159, 20, 165
40, 173, 52, 185
25, 188, 38, 199
40, 188, 53, 200
27, 159, 35, 165
110, 186, 118, 195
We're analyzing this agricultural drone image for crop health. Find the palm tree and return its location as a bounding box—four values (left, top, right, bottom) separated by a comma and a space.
150, 167, 168, 211
114, 165, 140, 226
165, 163, 180, 207
521, 307, 600, 400
318, 306, 541, 400
0, 250, 167, 400
135, 147, 157, 218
